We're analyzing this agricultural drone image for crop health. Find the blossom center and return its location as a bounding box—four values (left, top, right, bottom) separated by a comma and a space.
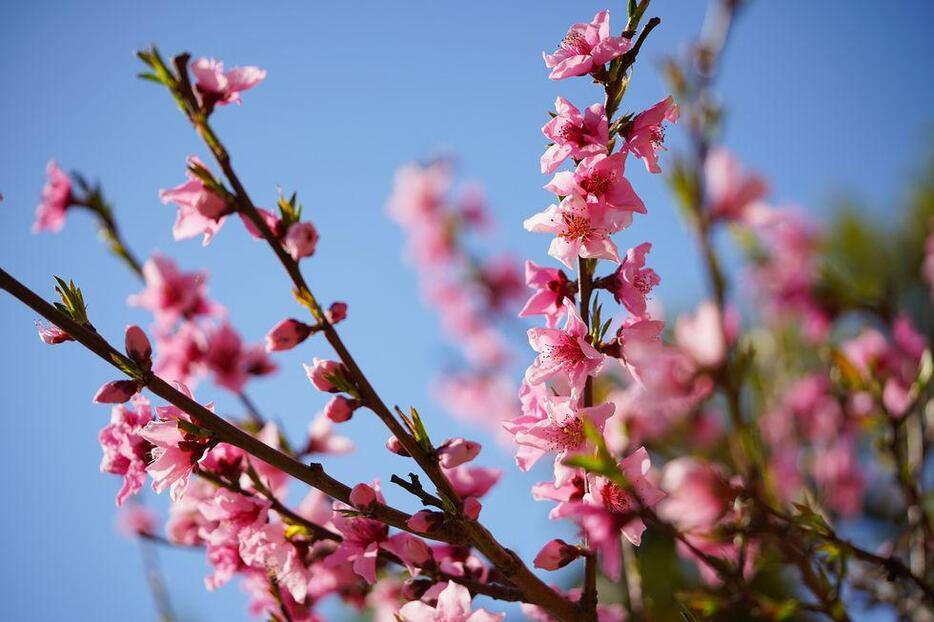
561, 30, 592, 56
580, 171, 613, 196
560, 211, 599, 242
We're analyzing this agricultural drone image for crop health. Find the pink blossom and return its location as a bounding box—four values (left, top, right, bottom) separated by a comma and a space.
386, 160, 451, 227
518, 260, 576, 328
191, 57, 266, 109
128, 253, 217, 327
545, 153, 645, 230
159, 156, 230, 245
304, 357, 350, 393
327, 482, 390, 584
302, 413, 354, 455
99, 395, 153, 506
125, 325, 153, 368
37, 322, 73, 344
524, 195, 620, 269
533, 538, 580, 571
397, 580, 504, 622
574, 447, 665, 580
283, 221, 319, 261
407, 510, 445, 534
116, 504, 158, 537
265, 318, 314, 352
443, 465, 501, 499
436, 438, 481, 468
603, 242, 659, 316
658, 458, 731, 532
526, 303, 604, 390
139, 384, 213, 501
323, 395, 360, 423
675, 301, 730, 368
812, 437, 864, 516
543, 10, 630, 80
203, 322, 255, 392
239, 522, 308, 603
240, 207, 285, 239
625, 96, 679, 173
505, 394, 614, 485
153, 322, 206, 387
705, 148, 768, 221
541, 97, 609, 174
33, 160, 73, 233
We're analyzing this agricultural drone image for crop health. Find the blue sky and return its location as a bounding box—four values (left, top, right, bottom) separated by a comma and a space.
0, 2, 931, 620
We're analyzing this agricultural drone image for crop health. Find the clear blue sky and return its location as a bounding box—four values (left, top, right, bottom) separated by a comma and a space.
0, 2, 931, 620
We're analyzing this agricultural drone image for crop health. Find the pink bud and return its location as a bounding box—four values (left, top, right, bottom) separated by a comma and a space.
124, 325, 152, 369
37, 322, 72, 345
116, 505, 158, 538
94, 379, 140, 404
463, 496, 481, 520
283, 221, 319, 261
386, 435, 410, 457
349, 483, 378, 513
240, 208, 283, 239
407, 510, 444, 533
265, 318, 313, 352
324, 396, 359, 423
402, 535, 433, 567
327, 301, 348, 324
437, 438, 481, 468
303, 357, 347, 393
533, 539, 580, 570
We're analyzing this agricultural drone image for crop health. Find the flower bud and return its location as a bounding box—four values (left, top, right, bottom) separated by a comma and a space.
327, 301, 348, 324
437, 438, 481, 468
37, 322, 72, 345
349, 483, 378, 513
284, 221, 319, 261
304, 358, 349, 393
407, 510, 444, 533
124, 325, 152, 370
265, 318, 313, 352
533, 538, 580, 570
324, 396, 359, 423
94, 380, 140, 404
386, 435, 410, 457
463, 497, 482, 520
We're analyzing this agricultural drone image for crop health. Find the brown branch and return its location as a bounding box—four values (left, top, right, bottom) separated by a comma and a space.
0, 266, 465, 547
146, 52, 584, 622
391, 473, 445, 509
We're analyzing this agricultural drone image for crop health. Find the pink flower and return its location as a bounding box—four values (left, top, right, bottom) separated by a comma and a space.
533, 538, 580, 570
705, 148, 768, 221
658, 458, 731, 532
625, 96, 679, 173
202, 322, 254, 392
323, 395, 360, 423
304, 357, 350, 393
153, 322, 206, 387
436, 438, 481, 468
191, 57, 266, 109
675, 301, 731, 368
327, 483, 390, 584
524, 195, 620, 269
541, 97, 609, 174
37, 322, 73, 344
574, 447, 665, 580
33, 160, 73, 233
302, 414, 354, 455
128, 253, 217, 327
463, 497, 482, 520
444, 465, 501, 499
397, 581, 504, 622
159, 156, 230, 245
116, 504, 158, 537
518, 260, 576, 328
239, 523, 308, 603
407, 510, 445, 534
240, 207, 285, 239
505, 394, 614, 485
526, 303, 604, 390
265, 318, 314, 352
139, 384, 213, 501
603, 242, 659, 316
543, 10, 630, 80
283, 221, 319, 261
545, 153, 645, 229
99, 395, 153, 506
125, 325, 153, 369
